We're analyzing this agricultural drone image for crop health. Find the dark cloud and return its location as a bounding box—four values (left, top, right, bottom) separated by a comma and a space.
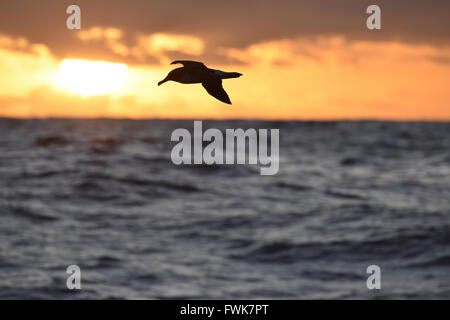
0, 0, 449, 65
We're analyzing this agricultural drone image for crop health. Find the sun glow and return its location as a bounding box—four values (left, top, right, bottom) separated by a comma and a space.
59, 59, 128, 96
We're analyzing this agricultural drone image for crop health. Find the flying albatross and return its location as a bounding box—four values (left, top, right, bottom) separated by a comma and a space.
158, 60, 243, 104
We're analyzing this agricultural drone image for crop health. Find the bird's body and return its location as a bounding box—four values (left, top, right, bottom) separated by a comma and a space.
158, 61, 242, 104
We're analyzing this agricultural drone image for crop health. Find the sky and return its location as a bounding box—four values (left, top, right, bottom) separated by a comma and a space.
0, 0, 449, 120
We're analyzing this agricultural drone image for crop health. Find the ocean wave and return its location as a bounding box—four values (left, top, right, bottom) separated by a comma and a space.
1, 119, 449, 299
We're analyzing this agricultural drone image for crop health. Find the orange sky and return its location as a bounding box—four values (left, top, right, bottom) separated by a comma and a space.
0, 1, 449, 120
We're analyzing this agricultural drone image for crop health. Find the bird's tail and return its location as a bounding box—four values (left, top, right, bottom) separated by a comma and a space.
213, 70, 243, 79
222, 72, 243, 79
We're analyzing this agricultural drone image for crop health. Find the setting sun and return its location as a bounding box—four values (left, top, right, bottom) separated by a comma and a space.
58, 59, 128, 96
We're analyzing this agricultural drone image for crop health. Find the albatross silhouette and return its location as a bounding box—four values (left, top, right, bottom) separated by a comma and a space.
158, 60, 242, 104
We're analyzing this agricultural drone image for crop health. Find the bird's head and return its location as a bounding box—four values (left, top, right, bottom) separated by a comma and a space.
158, 69, 178, 86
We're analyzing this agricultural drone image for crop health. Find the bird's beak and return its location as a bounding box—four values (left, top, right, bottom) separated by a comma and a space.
158, 77, 169, 86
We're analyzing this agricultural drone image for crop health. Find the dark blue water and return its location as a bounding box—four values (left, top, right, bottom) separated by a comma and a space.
0, 118, 449, 299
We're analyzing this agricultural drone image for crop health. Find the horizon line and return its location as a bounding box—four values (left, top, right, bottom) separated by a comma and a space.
0, 116, 449, 123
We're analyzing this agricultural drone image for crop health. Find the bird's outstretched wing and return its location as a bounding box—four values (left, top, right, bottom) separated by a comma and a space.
202, 78, 231, 104
171, 60, 207, 70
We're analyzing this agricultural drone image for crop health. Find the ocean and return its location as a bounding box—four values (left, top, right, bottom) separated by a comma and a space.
0, 118, 449, 299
